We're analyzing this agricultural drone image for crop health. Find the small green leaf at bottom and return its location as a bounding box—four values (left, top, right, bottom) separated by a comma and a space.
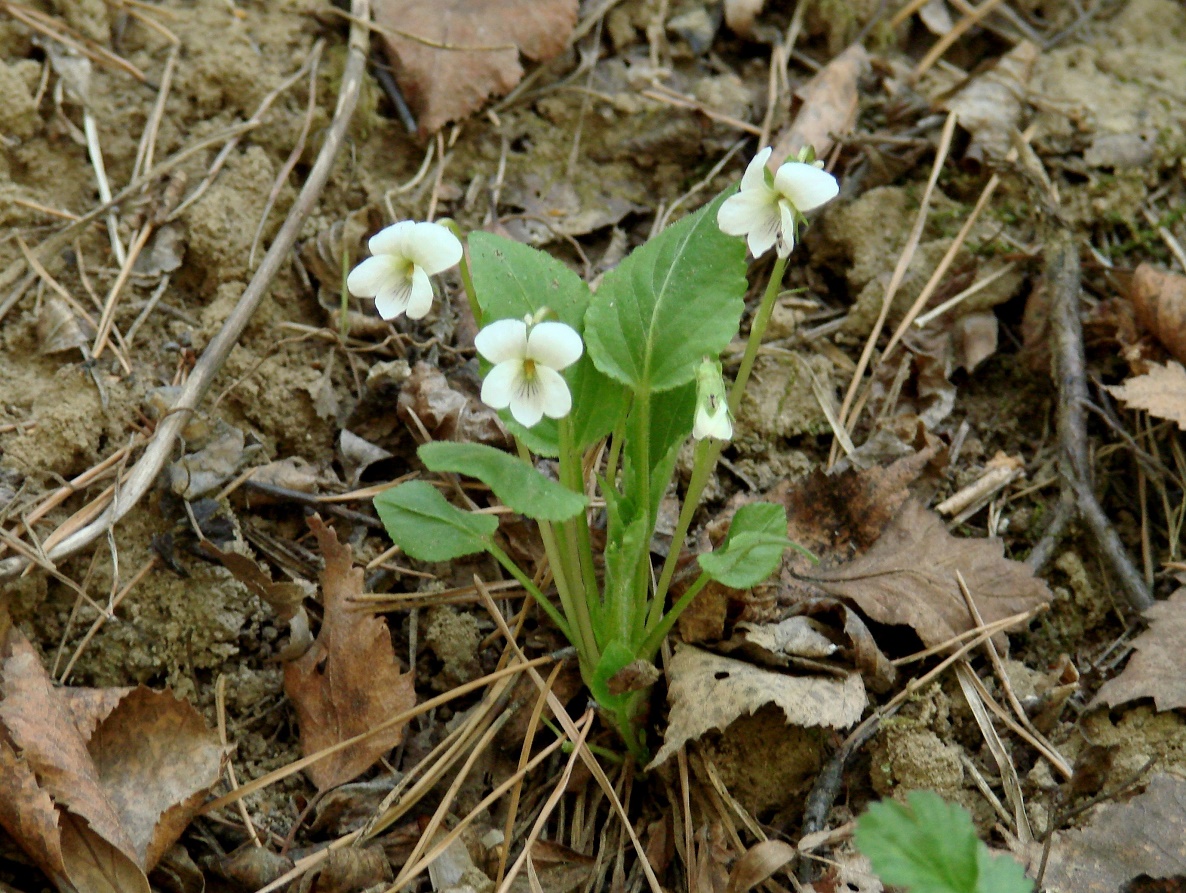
374, 481, 498, 562
854, 790, 1031, 893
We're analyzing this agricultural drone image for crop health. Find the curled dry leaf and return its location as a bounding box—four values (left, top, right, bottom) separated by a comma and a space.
649, 645, 866, 768
771, 43, 868, 166
1019, 773, 1186, 893
1106, 360, 1186, 430
1090, 588, 1186, 711
941, 41, 1038, 163
375, 0, 578, 134
283, 516, 416, 790
723, 0, 767, 38
0, 626, 223, 893
397, 361, 510, 446
1130, 263, 1186, 363
725, 839, 795, 893
801, 500, 1053, 648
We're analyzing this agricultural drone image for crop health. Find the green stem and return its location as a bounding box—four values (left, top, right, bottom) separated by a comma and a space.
651, 437, 717, 623
639, 571, 709, 661
729, 254, 787, 415
560, 418, 602, 642
484, 540, 573, 643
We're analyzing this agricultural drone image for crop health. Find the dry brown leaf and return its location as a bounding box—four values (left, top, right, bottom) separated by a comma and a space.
649, 646, 866, 767
1019, 773, 1186, 893
771, 43, 868, 165
725, 840, 795, 893
0, 627, 222, 893
801, 500, 1053, 648
1130, 263, 1186, 363
1090, 588, 1186, 711
284, 516, 416, 790
941, 41, 1038, 164
375, 0, 578, 134
1106, 360, 1186, 430
199, 541, 310, 623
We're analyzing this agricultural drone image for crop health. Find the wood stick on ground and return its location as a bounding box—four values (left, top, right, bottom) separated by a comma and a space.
1038, 228, 1153, 611
0, 1, 372, 583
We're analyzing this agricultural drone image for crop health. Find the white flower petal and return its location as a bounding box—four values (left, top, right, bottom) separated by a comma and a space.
527, 322, 583, 371
534, 365, 572, 420
368, 220, 415, 257
407, 222, 463, 274
776, 199, 796, 258
475, 318, 529, 364
374, 279, 414, 319
404, 265, 435, 319
346, 255, 396, 297
746, 207, 780, 257
509, 385, 546, 428
739, 147, 773, 191
480, 359, 521, 410
717, 187, 776, 237
774, 162, 839, 213
694, 405, 732, 440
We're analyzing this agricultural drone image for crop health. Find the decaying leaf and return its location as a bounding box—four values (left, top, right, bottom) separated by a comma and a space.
397, 361, 509, 446
941, 41, 1038, 164
375, 0, 578, 134
801, 500, 1052, 648
284, 516, 416, 790
720, 617, 838, 664
650, 645, 866, 767
37, 298, 93, 355
1090, 588, 1186, 711
723, 0, 767, 38
1129, 263, 1186, 363
1020, 774, 1186, 893
1106, 360, 1186, 430
771, 43, 868, 165
199, 541, 312, 624
0, 626, 223, 893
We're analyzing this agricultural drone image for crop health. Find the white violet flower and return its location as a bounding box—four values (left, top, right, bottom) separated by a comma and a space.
475, 316, 583, 428
717, 146, 839, 258
346, 220, 462, 320
692, 357, 732, 441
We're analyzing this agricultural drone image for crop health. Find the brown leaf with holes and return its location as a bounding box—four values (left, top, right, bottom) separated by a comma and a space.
1106, 360, 1186, 430
649, 646, 865, 767
1090, 588, 1186, 711
284, 516, 416, 790
0, 623, 223, 893
1017, 774, 1186, 893
1130, 263, 1186, 363
800, 500, 1052, 647
375, 0, 578, 134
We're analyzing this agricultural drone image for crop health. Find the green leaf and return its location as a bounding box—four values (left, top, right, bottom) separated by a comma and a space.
418, 442, 587, 522
584, 191, 748, 393
600, 484, 651, 646
855, 791, 1029, 893
697, 502, 789, 589
570, 357, 630, 450
469, 232, 590, 328
374, 481, 498, 562
648, 380, 696, 468
589, 639, 637, 712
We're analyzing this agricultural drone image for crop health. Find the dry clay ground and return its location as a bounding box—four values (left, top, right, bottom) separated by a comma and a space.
1, 0, 1186, 891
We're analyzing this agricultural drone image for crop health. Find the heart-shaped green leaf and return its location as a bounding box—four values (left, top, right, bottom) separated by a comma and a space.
584, 191, 747, 393
698, 501, 789, 589
469, 232, 590, 328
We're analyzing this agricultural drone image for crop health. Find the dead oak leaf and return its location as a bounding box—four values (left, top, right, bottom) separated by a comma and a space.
649, 645, 866, 768
1090, 588, 1186, 712
1106, 360, 1186, 430
1019, 773, 1186, 893
284, 516, 416, 790
800, 500, 1053, 648
0, 627, 222, 893
375, 0, 578, 134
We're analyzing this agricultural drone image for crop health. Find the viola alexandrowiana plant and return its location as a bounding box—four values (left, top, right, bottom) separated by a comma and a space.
366, 147, 838, 761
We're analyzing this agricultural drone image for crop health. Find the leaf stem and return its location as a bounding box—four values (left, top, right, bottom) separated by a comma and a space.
729, 254, 787, 414
484, 540, 573, 642
458, 245, 482, 327
651, 437, 716, 621
639, 570, 709, 661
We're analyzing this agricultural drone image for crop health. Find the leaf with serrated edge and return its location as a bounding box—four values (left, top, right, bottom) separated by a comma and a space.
649, 646, 865, 767
1106, 360, 1186, 430
419, 442, 586, 522
585, 192, 747, 393
374, 481, 498, 562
